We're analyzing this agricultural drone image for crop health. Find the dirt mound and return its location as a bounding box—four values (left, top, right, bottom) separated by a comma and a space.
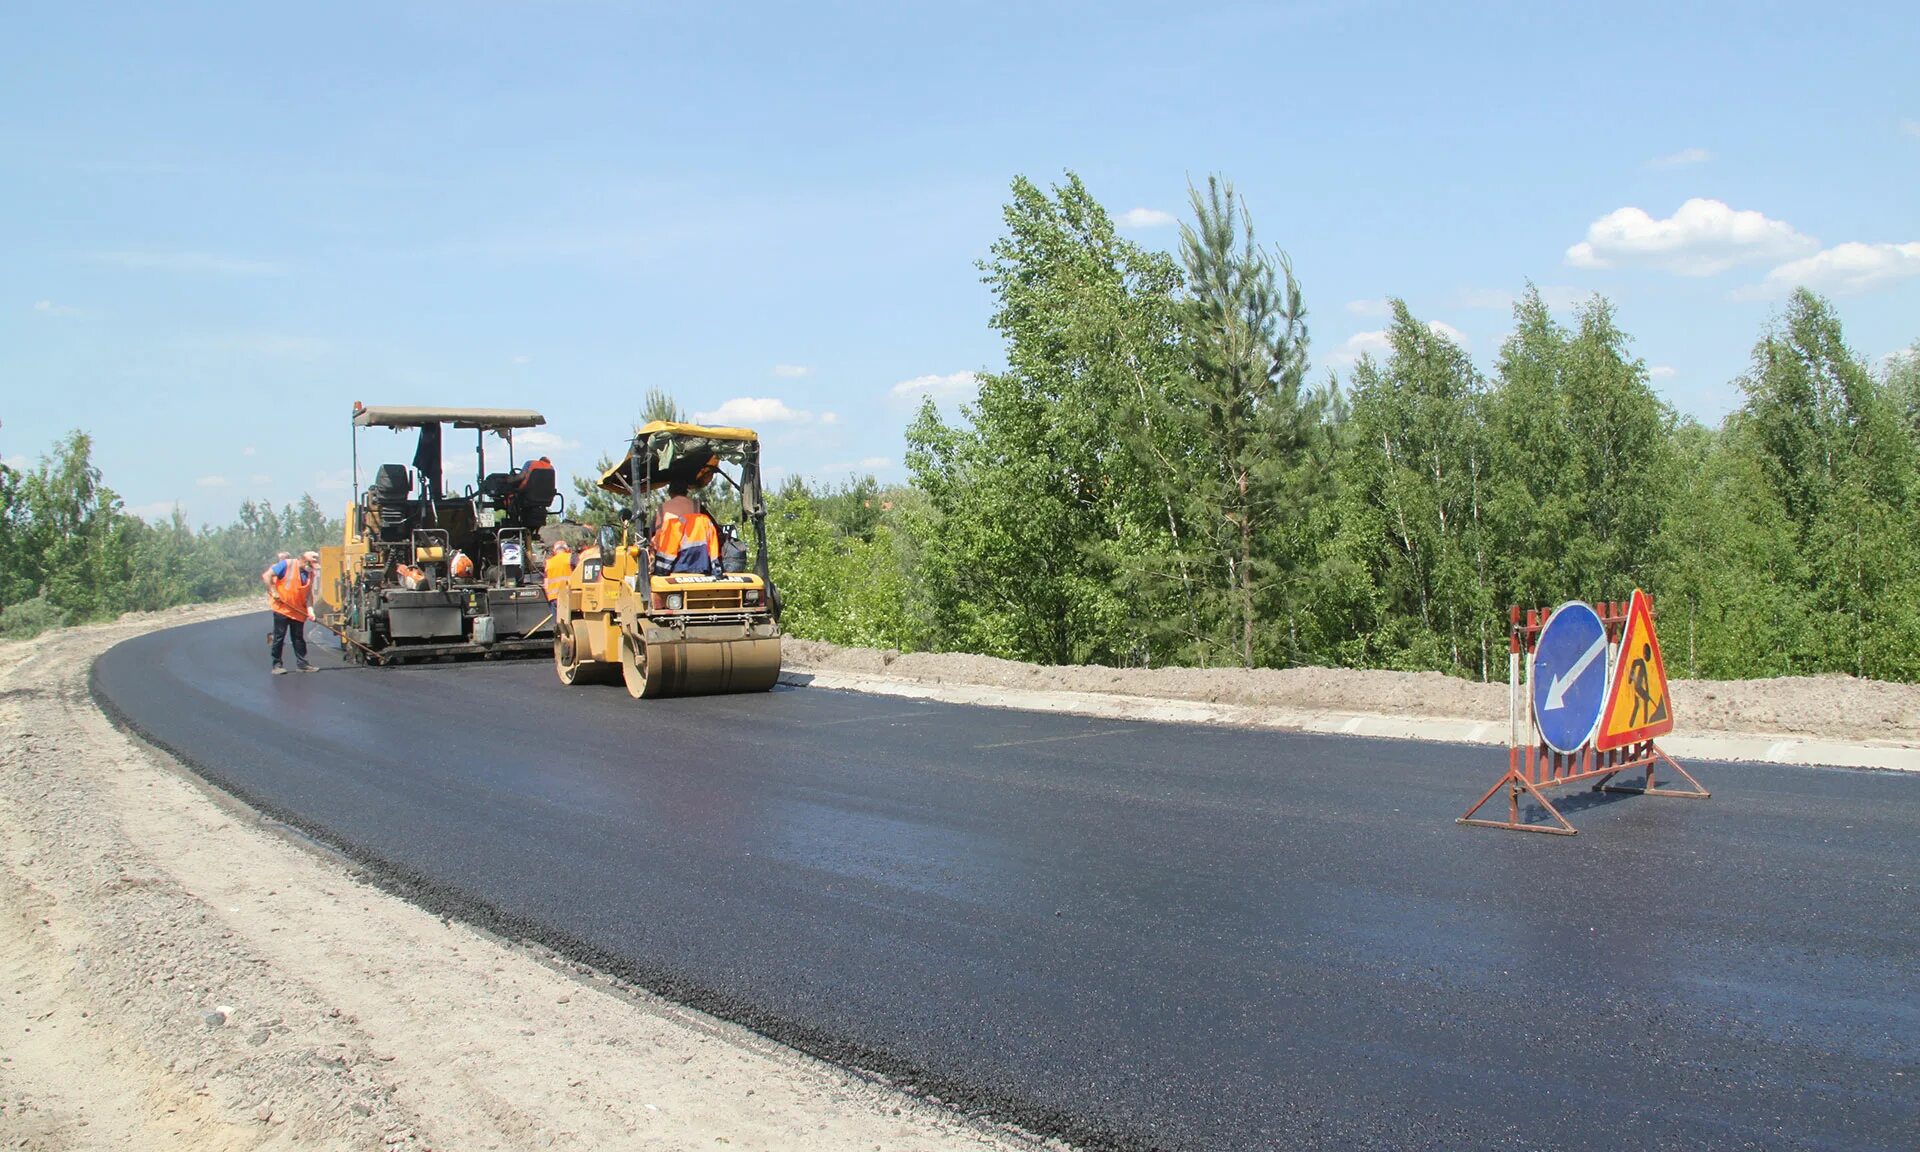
781, 639, 1920, 744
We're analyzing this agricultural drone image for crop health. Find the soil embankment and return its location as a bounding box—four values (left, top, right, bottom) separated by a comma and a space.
782, 639, 1920, 744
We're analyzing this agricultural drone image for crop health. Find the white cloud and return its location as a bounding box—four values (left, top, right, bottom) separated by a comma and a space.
1345, 298, 1392, 316
1746, 241, 1920, 298
194, 475, 229, 488
818, 411, 840, 425
1329, 331, 1391, 367
889, 371, 978, 400
1116, 208, 1177, 229
127, 501, 182, 521
1903, 120, 1920, 139
772, 364, 811, 378
1649, 365, 1677, 379
692, 397, 814, 425
1329, 321, 1467, 368
1566, 198, 1816, 276
1649, 147, 1713, 168
33, 299, 81, 317
313, 468, 353, 492
247, 473, 273, 486
857, 456, 891, 471
514, 428, 580, 453
511, 354, 532, 366
2, 454, 28, 471
85, 250, 284, 276
243, 446, 257, 456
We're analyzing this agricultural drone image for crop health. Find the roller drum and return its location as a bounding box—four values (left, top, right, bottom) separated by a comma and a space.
622, 630, 782, 698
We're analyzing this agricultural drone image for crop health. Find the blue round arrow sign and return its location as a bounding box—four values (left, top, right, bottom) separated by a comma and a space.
1530, 601, 1608, 754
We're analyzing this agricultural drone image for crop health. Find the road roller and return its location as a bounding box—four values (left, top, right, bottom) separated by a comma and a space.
552, 420, 782, 697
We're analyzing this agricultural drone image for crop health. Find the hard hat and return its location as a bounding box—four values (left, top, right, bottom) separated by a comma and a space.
553, 540, 572, 551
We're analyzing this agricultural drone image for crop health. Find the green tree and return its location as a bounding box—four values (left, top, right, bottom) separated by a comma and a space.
1154, 176, 1333, 667
1651, 420, 1809, 677
908, 172, 1187, 664
24, 432, 136, 620
1329, 303, 1495, 674
1483, 285, 1580, 609
571, 390, 687, 528
0, 460, 36, 607
1733, 290, 1918, 677
765, 478, 913, 648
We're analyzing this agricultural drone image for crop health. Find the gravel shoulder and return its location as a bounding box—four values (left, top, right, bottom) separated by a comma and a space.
781, 639, 1920, 746
0, 602, 1048, 1152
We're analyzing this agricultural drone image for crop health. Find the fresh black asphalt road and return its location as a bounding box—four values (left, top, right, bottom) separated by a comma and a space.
94, 615, 1918, 1151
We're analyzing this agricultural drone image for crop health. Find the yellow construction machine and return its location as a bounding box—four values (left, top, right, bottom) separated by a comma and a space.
318, 404, 563, 664
552, 420, 782, 697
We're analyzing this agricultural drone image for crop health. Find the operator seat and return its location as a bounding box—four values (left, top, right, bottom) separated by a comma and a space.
368, 463, 417, 543
507, 466, 557, 529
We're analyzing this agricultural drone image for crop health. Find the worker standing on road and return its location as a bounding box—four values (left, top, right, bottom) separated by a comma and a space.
262, 551, 319, 675
266, 551, 292, 658
543, 540, 573, 607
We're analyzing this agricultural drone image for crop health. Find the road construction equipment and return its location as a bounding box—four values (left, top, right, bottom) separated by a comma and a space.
318, 403, 564, 664
552, 420, 781, 697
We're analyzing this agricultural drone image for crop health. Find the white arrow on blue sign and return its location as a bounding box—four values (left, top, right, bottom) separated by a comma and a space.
1530, 601, 1609, 754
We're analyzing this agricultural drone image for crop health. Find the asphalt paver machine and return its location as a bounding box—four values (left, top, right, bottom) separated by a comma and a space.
319, 403, 563, 664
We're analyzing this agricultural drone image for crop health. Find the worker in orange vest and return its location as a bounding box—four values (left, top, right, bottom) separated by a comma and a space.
650, 483, 720, 575
518, 455, 554, 488
543, 540, 573, 606
261, 550, 319, 674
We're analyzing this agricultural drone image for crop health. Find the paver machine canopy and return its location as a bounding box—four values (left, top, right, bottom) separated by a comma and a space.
317, 403, 563, 663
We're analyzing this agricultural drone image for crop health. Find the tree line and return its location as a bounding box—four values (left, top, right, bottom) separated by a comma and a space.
8, 171, 1917, 681
776, 173, 1920, 682
0, 432, 342, 639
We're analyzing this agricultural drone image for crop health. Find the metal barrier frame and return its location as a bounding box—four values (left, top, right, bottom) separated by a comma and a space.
1459, 600, 1709, 836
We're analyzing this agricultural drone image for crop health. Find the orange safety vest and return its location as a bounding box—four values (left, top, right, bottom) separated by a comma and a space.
519, 457, 554, 490
543, 552, 572, 601
652, 511, 719, 570
270, 560, 312, 621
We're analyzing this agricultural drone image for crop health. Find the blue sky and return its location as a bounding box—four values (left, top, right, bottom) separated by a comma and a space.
3, 1, 1916, 524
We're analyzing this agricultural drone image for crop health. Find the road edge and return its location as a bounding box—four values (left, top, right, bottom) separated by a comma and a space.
777, 667, 1920, 773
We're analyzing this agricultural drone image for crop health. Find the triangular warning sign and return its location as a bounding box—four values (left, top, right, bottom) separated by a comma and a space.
1596, 589, 1674, 751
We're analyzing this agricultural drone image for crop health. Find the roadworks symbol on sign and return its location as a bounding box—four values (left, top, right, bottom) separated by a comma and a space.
1596, 588, 1674, 751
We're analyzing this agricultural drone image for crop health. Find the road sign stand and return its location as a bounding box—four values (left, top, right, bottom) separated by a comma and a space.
1594, 742, 1708, 801
1459, 600, 1708, 836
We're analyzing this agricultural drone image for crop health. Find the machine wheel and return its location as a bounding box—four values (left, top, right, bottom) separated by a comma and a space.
620, 633, 663, 699
619, 629, 781, 698
554, 618, 617, 686
554, 619, 585, 685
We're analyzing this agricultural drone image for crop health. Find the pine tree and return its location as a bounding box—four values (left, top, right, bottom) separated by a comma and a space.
1151, 176, 1332, 667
